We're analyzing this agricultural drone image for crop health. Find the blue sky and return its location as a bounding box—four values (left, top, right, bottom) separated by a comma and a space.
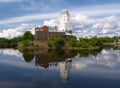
0, 0, 120, 38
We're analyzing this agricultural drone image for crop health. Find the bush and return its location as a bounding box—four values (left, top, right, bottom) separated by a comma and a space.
52, 37, 64, 48
23, 31, 34, 40
48, 41, 53, 47
38, 45, 46, 50
69, 37, 77, 47
23, 40, 29, 47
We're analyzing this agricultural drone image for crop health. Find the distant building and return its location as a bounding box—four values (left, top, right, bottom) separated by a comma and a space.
35, 26, 65, 39
59, 10, 72, 33
35, 10, 73, 39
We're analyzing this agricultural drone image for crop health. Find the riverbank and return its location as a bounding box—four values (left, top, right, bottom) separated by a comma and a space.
0, 31, 119, 50
17, 44, 101, 51
0, 43, 17, 48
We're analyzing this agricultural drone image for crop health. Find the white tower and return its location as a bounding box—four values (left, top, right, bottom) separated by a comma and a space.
59, 10, 72, 33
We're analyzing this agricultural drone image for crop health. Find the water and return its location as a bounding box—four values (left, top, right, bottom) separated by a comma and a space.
0, 48, 120, 88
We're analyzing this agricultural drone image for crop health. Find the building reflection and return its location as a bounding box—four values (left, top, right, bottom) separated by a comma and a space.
59, 59, 72, 82
22, 49, 102, 82
35, 55, 72, 82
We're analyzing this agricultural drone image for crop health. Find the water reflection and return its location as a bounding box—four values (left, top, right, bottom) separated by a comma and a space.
0, 48, 120, 88
0, 48, 23, 58
34, 49, 73, 82
21, 49, 104, 82
59, 59, 72, 82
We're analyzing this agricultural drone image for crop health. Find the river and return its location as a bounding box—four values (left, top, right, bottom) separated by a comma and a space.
0, 48, 120, 88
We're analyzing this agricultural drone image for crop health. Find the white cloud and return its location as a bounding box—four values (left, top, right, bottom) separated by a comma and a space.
1, 14, 119, 38
72, 4, 120, 16
0, 3, 120, 38
36, 14, 120, 37
0, 24, 36, 38
0, 0, 24, 2
43, 19, 59, 27
0, 13, 58, 25
0, 3, 120, 25
72, 14, 120, 37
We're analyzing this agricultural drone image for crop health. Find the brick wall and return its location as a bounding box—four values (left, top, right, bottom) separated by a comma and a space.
35, 26, 73, 39
35, 31, 65, 39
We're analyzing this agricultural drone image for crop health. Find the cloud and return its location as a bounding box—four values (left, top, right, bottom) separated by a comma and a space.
0, 0, 24, 3
43, 19, 59, 27
0, 14, 119, 38
43, 14, 120, 37
0, 13, 58, 25
0, 3, 120, 25
0, 3, 120, 38
72, 14, 120, 37
72, 3, 120, 17
0, 24, 36, 38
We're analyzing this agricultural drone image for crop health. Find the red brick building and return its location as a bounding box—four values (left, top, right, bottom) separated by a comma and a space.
35, 26, 67, 39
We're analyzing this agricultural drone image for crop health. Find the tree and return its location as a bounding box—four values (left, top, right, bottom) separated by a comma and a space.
23, 40, 29, 47
0, 38, 9, 44
23, 31, 34, 40
69, 37, 78, 47
22, 49, 34, 62
52, 37, 65, 48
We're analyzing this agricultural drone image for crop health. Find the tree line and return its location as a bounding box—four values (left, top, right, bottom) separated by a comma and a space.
0, 31, 34, 44
0, 31, 119, 49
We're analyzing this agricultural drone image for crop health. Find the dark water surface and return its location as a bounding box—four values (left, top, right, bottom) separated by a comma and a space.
0, 48, 120, 88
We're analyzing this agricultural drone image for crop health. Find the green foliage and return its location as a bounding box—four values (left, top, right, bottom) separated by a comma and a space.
23, 31, 34, 40
52, 37, 65, 48
22, 49, 34, 62
9, 37, 23, 43
48, 41, 53, 48
69, 37, 78, 47
69, 37, 102, 48
38, 45, 46, 50
23, 40, 29, 47
0, 38, 9, 44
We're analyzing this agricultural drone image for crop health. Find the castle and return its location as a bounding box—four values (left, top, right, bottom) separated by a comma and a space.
35, 10, 73, 39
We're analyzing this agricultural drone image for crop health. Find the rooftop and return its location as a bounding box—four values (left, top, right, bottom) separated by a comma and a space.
61, 9, 70, 15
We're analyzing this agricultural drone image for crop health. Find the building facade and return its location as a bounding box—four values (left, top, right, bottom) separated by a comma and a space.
35, 26, 65, 39
59, 10, 72, 33
35, 10, 73, 39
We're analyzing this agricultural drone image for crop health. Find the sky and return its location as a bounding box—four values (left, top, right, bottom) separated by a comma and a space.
0, 0, 120, 38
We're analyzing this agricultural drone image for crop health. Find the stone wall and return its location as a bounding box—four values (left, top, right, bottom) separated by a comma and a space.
35, 31, 65, 39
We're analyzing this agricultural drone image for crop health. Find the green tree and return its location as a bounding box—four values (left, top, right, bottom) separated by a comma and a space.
52, 37, 64, 48
69, 37, 78, 47
22, 49, 34, 62
23, 31, 34, 40
0, 38, 9, 44
23, 40, 29, 47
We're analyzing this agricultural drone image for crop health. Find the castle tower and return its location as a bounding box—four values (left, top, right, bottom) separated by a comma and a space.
59, 10, 72, 33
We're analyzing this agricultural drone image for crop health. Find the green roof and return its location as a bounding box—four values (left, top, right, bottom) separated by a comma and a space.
61, 9, 69, 15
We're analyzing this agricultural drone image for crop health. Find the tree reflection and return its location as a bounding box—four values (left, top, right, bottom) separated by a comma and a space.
21, 49, 102, 63
21, 49, 103, 82
22, 49, 34, 62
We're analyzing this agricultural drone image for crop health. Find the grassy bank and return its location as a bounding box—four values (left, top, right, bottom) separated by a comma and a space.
0, 31, 119, 50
